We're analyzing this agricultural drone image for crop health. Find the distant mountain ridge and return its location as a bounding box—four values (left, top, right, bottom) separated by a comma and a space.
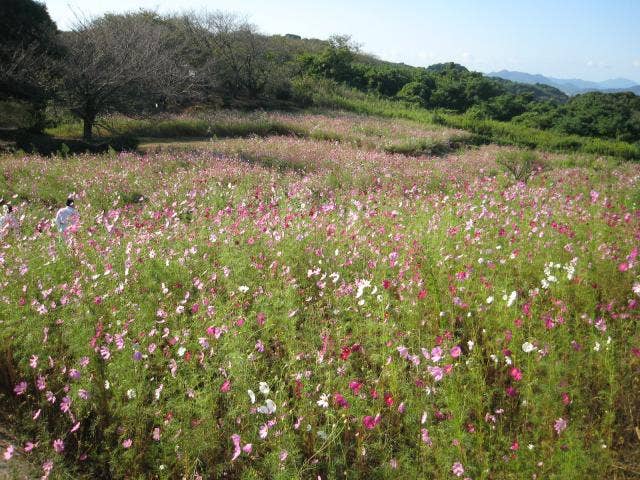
486, 70, 640, 96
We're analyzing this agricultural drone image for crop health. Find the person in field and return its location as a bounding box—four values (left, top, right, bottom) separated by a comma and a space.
0, 203, 19, 237
55, 197, 80, 233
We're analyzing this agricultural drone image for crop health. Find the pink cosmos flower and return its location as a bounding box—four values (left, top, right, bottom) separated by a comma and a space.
333, 393, 349, 409
60, 396, 71, 413
231, 434, 252, 461
510, 367, 523, 381
450, 345, 462, 358
220, 380, 231, 392
52, 439, 64, 454
24, 441, 38, 452
348, 380, 363, 395
427, 366, 444, 381
14, 381, 27, 396
430, 346, 443, 362
122, 439, 132, 449
42, 460, 53, 478
36, 376, 46, 391
3, 445, 14, 460
421, 428, 433, 446
452, 461, 465, 477
554, 417, 568, 435
362, 414, 381, 429
506, 386, 518, 397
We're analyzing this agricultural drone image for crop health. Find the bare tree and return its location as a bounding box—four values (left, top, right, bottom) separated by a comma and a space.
59, 12, 191, 140
178, 11, 271, 99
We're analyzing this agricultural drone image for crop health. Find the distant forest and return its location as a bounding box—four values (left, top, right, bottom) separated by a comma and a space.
2, 0, 639, 144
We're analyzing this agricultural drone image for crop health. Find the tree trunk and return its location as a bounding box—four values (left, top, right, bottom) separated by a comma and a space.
82, 115, 94, 141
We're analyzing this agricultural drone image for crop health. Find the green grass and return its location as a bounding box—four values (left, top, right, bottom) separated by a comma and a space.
47, 116, 309, 140
301, 79, 640, 160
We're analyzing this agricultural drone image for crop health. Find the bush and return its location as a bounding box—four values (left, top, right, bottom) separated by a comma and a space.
496, 150, 548, 183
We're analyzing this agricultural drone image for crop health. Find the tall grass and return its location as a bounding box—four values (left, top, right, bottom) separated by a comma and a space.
47, 116, 308, 140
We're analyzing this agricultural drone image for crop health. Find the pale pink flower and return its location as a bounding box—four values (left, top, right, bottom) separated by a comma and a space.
13, 381, 27, 396
52, 439, 64, 454
421, 428, 432, 446
24, 441, 38, 452
554, 417, 568, 435
3, 445, 14, 460
452, 461, 465, 477
428, 366, 444, 381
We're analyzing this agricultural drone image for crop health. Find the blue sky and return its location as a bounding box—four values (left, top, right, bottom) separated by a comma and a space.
43, 0, 640, 82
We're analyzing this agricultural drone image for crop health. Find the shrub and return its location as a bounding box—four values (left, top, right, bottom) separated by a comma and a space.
496, 150, 548, 182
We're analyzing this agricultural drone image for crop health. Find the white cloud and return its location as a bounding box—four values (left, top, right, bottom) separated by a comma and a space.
633, 59, 640, 68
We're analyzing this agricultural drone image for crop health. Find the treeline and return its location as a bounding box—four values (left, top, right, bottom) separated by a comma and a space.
2, 0, 639, 146
298, 40, 640, 144
1, 1, 327, 139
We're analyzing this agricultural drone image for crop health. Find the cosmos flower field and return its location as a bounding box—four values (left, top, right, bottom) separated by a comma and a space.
1, 111, 639, 479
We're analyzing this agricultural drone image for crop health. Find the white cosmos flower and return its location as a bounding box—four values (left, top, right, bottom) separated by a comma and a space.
506, 291, 517, 307
257, 399, 276, 415
355, 279, 371, 299
486, 296, 494, 304
522, 342, 536, 353
247, 389, 256, 404
238, 285, 249, 293
177, 346, 186, 357
259, 382, 270, 395
126, 388, 136, 399
317, 393, 329, 408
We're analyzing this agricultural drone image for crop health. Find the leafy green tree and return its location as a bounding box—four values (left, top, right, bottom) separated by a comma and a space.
301, 35, 358, 84
554, 92, 640, 142
396, 76, 436, 107
364, 66, 413, 97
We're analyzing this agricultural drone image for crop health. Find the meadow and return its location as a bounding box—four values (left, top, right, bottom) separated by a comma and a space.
1, 109, 639, 479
